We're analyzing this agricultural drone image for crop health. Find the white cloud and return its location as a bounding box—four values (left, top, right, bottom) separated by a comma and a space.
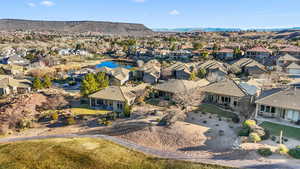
27, 2, 36, 7
133, 0, 146, 3
40, 1, 55, 7
169, 9, 180, 16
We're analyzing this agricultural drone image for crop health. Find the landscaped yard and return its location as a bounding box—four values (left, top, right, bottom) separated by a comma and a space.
198, 104, 238, 119
71, 104, 111, 115
0, 138, 234, 169
260, 121, 300, 140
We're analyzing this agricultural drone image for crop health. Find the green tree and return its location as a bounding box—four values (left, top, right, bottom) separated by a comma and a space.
189, 72, 197, 81
95, 72, 109, 89
234, 48, 242, 58
197, 68, 207, 79
80, 73, 98, 96
123, 103, 132, 117
43, 75, 52, 88
33, 77, 43, 90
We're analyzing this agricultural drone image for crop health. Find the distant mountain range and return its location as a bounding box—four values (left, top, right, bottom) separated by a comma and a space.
154, 27, 300, 32
0, 19, 154, 36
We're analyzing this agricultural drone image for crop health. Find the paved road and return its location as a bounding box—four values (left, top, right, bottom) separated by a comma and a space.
0, 134, 298, 169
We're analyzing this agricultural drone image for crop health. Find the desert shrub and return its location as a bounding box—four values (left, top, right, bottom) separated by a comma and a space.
66, 117, 76, 125
249, 132, 261, 143
232, 116, 240, 123
289, 147, 300, 159
238, 127, 250, 136
277, 144, 289, 155
261, 129, 270, 140
51, 112, 59, 121
17, 120, 33, 129
243, 120, 256, 128
257, 148, 272, 157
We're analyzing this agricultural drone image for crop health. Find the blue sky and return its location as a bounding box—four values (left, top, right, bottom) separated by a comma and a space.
1, 0, 300, 28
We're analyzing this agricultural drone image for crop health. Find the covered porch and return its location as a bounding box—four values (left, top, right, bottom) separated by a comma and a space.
256, 103, 300, 125
205, 93, 239, 110
89, 98, 124, 113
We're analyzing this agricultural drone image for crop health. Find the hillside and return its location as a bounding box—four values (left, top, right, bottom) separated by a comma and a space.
0, 19, 154, 36
0, 138, 234, 169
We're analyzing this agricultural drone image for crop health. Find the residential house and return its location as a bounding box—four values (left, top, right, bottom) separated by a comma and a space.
203, 79, 250, 110
0, 75, 31, 96
97, 67, 130, 86
246, 46, 272, 64
233, 58, 266, 77
138, 60, 161, 84
197, 60, 228, 82
215, 48, 234, 60
255, 88, 300, 125
153, 79, 207, 98
89, 86, 136, 113
286, 62, 300, 76
277, 54, 300, 67
279, 46, 300, 58
171, 63, 193, 80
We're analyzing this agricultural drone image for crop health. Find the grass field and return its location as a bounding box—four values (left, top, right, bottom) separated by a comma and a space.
70, 104, 111, 115
0, 138, 235, 169
260, 121, 300, 140
198, 104, 238, 119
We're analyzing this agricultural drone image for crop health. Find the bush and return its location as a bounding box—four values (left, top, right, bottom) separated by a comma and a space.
277, 144, 289, 155
51, 112, 59, 121
249, 132, 261, 143
289, 147, 300, 159
238, 128, 250, 136
123, 103, 132, 118
261, 129, 270, 140
257, 148, 272, 157
243, 120, 256, 128
66, 117, 76, 125
232, 116, 240, 123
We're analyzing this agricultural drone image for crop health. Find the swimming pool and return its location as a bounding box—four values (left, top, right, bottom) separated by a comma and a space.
96, 61, 133, 69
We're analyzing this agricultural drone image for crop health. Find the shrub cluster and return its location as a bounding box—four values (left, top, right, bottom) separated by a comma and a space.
257, 148, 272, 157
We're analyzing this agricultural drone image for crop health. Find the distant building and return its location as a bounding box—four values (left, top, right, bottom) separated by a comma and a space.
215, 48, 234, 60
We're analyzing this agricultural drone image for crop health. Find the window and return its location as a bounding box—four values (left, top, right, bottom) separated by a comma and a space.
266, 106, 270, 112
234, 101, 237, 107
260, 105, 265, 112
271, 107, 276, 113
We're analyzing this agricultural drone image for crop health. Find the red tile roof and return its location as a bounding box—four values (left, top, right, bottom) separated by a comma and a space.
247, 46, 271, 53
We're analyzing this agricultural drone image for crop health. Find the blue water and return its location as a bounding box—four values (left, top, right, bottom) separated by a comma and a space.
96, 61, 132, 69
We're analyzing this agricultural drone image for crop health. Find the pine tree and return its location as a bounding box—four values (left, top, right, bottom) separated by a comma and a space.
43, 75, 52, 88
33, 77, 43, 90
80, 73, 98, 96
95, 72, 109, 89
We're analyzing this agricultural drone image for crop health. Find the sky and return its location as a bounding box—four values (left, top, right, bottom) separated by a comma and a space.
0, 0, 300, 29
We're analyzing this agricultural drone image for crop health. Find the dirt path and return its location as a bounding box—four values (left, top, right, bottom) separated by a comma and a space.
0, 134, 299, 169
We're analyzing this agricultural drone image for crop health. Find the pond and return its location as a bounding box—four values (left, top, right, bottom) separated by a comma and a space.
96, 61, 133, 69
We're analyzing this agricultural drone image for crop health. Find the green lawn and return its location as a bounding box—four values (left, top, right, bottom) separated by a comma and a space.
70, 104, 111, 115
198, 104, 238, 119
0, 138, 235, 169
260, 121, 300, 140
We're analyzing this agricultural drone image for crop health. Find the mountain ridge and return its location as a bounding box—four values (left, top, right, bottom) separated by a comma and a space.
0, 19, 154, 36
